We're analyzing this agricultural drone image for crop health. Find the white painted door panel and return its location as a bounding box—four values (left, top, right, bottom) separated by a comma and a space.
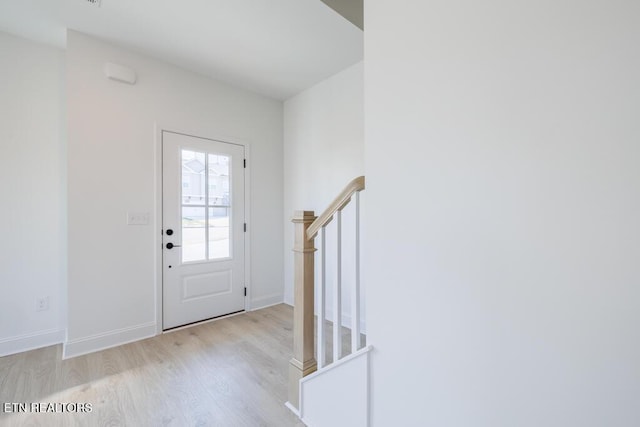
162, 131, 245, 330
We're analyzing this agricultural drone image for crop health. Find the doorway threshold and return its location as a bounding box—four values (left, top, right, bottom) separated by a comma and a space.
162, 309, 245, 334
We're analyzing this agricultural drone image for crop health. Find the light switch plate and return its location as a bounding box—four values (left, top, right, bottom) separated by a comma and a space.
127, 212, 150, 225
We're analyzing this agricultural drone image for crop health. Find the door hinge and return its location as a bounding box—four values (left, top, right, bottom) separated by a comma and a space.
243, 158, 246, 168
244, 287, 247, 297
244, 223, 247, 232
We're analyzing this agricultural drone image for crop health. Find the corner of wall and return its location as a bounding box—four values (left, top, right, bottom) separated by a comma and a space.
62, 321, 156, 359
0, 329, 65, 358
250, 293, 285, 311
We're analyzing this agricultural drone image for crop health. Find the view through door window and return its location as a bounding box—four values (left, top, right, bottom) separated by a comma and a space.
181, 149, 231, 262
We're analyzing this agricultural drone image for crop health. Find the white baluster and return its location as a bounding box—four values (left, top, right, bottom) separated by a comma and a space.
352, 191, 361, 352
334, 210, 342, 362
317, 226, 326, 368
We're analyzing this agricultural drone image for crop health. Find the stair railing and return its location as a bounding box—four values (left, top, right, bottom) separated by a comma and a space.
288, 176, 365, 411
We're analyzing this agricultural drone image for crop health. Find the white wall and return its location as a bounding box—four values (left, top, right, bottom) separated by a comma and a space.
365, 1, 640, 426
0, 32, 66, 356
283, 62, 364, 321
66, 31, 283, 357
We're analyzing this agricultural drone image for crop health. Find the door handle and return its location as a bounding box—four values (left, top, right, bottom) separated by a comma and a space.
166, 242, 181, 249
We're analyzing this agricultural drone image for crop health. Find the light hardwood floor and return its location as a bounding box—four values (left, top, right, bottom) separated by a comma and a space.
0, 304, 306, 427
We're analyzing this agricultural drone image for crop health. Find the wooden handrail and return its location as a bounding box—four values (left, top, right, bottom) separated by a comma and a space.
306, 176, 365, 240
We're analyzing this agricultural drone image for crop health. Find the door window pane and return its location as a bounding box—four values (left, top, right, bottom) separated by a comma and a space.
209, 207, 230, 259
208, 154, 230, 206
179, 150, 232, 263
208, 153, 231, 260
182, 207, 206, 263
182, 150, 206, 205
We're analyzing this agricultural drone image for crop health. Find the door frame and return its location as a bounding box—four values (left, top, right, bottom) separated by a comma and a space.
154, 123, 252, 335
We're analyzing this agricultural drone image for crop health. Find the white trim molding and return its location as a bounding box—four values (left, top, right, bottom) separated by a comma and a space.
301, 344, 373, 384
284, 401, 301, 418
250, 293, 284, 311
0, 329, 65, 357
154, 122, 252, 333
62, 321, 156, 359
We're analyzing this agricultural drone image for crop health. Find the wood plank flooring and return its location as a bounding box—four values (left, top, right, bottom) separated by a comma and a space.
0, 304, 305, 427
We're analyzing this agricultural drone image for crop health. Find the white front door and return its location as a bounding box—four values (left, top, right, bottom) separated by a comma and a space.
162, 130, 245, 330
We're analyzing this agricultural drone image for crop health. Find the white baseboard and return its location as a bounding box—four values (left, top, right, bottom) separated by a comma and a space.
62, 321, 156, 359
250, 293, 283, 311
0, 328, 65, 357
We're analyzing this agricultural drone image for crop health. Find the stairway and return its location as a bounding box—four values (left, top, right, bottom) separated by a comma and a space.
286, 177, 370, 426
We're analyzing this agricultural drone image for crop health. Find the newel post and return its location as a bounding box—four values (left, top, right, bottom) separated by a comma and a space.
288, 210, 317, 410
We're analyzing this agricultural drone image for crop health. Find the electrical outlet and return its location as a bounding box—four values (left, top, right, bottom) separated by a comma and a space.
36, 297, 49, 312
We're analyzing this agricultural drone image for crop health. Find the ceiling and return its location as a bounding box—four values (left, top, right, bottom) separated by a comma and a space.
0, 0, 363, 100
